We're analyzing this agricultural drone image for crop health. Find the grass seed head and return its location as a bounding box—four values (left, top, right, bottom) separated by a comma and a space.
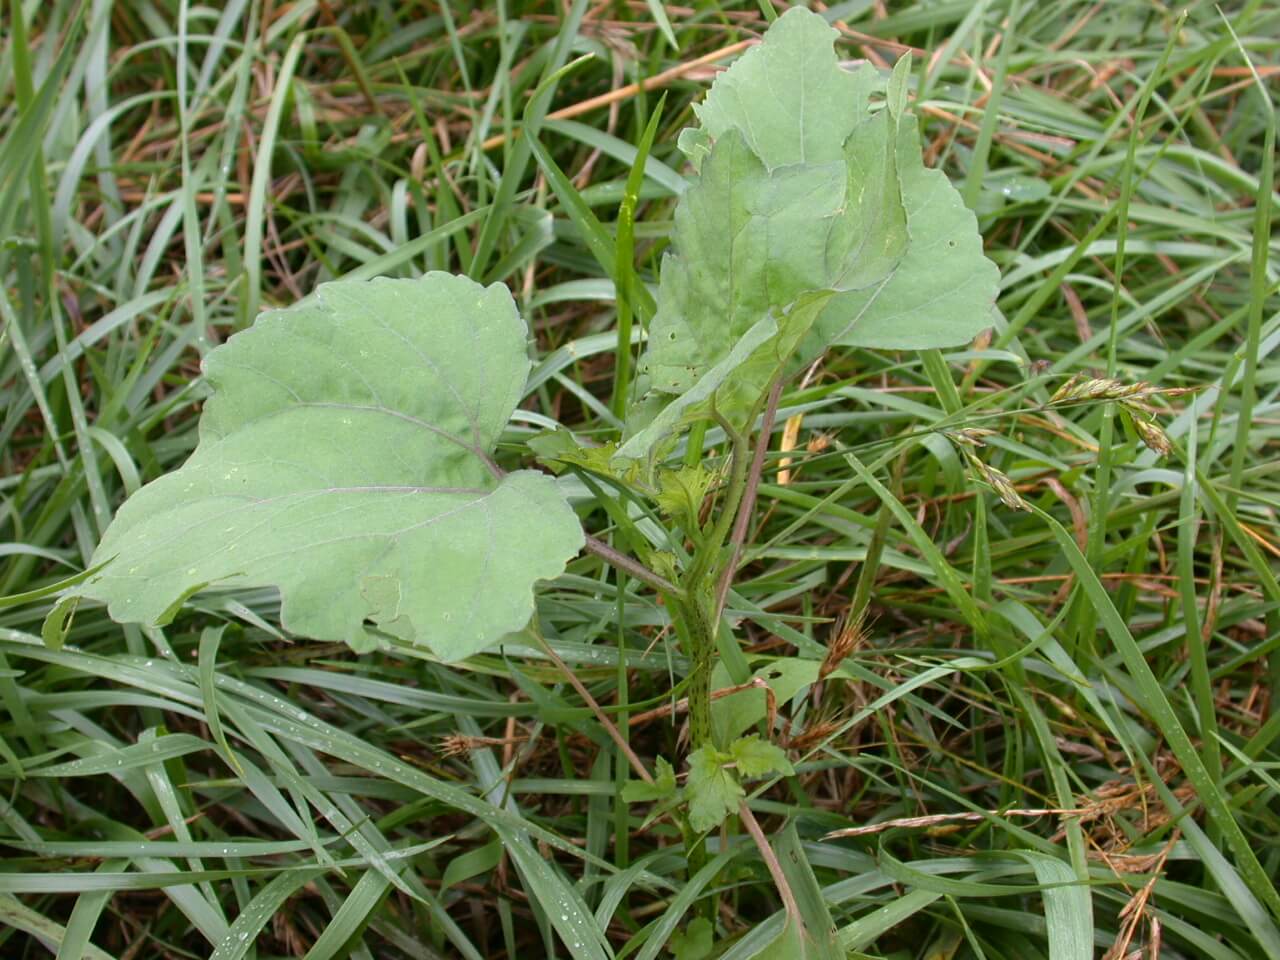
1129, 415, 1172, 456
820, 608, 867, 680
963, 451, 1031, 511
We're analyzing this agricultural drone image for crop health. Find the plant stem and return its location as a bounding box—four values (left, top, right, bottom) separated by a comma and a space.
683, 591, 717, 750
714, 377, 784, 616
583, 535, 683, 599
679, 407, 752, 752
739, 802, 800, 922
688, 405, 749, 585
683, 418, 708, 468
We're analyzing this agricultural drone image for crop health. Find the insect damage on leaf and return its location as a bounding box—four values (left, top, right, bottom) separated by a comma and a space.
69, 274, 584, 661
628, 6, 1000, 455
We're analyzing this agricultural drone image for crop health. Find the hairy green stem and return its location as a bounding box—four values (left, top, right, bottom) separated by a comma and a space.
688, 406, 750, 584
683, 592, 718, 749
714, 377, 784, 616
679, 407, 751, 754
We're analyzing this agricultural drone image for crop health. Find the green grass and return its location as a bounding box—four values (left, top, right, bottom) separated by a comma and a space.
2, 1, 1279, 958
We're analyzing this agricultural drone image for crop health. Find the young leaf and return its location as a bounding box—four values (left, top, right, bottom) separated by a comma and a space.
530, 430, 628, 479
729, 734, 794, 778
526, 426, 582, 473
887, 52, 911, 122
686, 746, 743, 833
655, 464, 717, 526
73, 275, 585, 660
620, 756, 679, 804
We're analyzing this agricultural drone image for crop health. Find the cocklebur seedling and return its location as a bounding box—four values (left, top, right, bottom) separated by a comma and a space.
60, 14, 1001, 946
608, 8, 999, 769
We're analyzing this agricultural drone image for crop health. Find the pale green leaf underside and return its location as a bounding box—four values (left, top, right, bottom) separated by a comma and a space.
827, 126, 1000, 349
643, 103, 902, 402
617, 313, 777, 461
635, 6, 999, 453
76, 275, 584, 661
690, 6, 870, 172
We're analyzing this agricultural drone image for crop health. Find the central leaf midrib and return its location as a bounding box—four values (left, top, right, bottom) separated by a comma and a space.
230, 400, 499, 471
107, 482, 506, 574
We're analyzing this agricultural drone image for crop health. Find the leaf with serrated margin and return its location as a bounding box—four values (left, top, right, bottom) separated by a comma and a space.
620, 756, 679, 803
74, 274, 584, 661
729, 734, 794, 778
686, 746, 743, 833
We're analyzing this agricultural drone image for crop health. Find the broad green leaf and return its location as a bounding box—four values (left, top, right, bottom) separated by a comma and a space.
633, 6, 997, 455
686, 745, 742, 833
729, 734, 794, 778
711, 657, 821, 745
640, 134, 841, 398
689, 7, 872, 173
642, 119, 901, 403
826, 115, 1000, 350
74, 275, 584, 661
640, 9, 899, 418
671, 918, 714, 960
